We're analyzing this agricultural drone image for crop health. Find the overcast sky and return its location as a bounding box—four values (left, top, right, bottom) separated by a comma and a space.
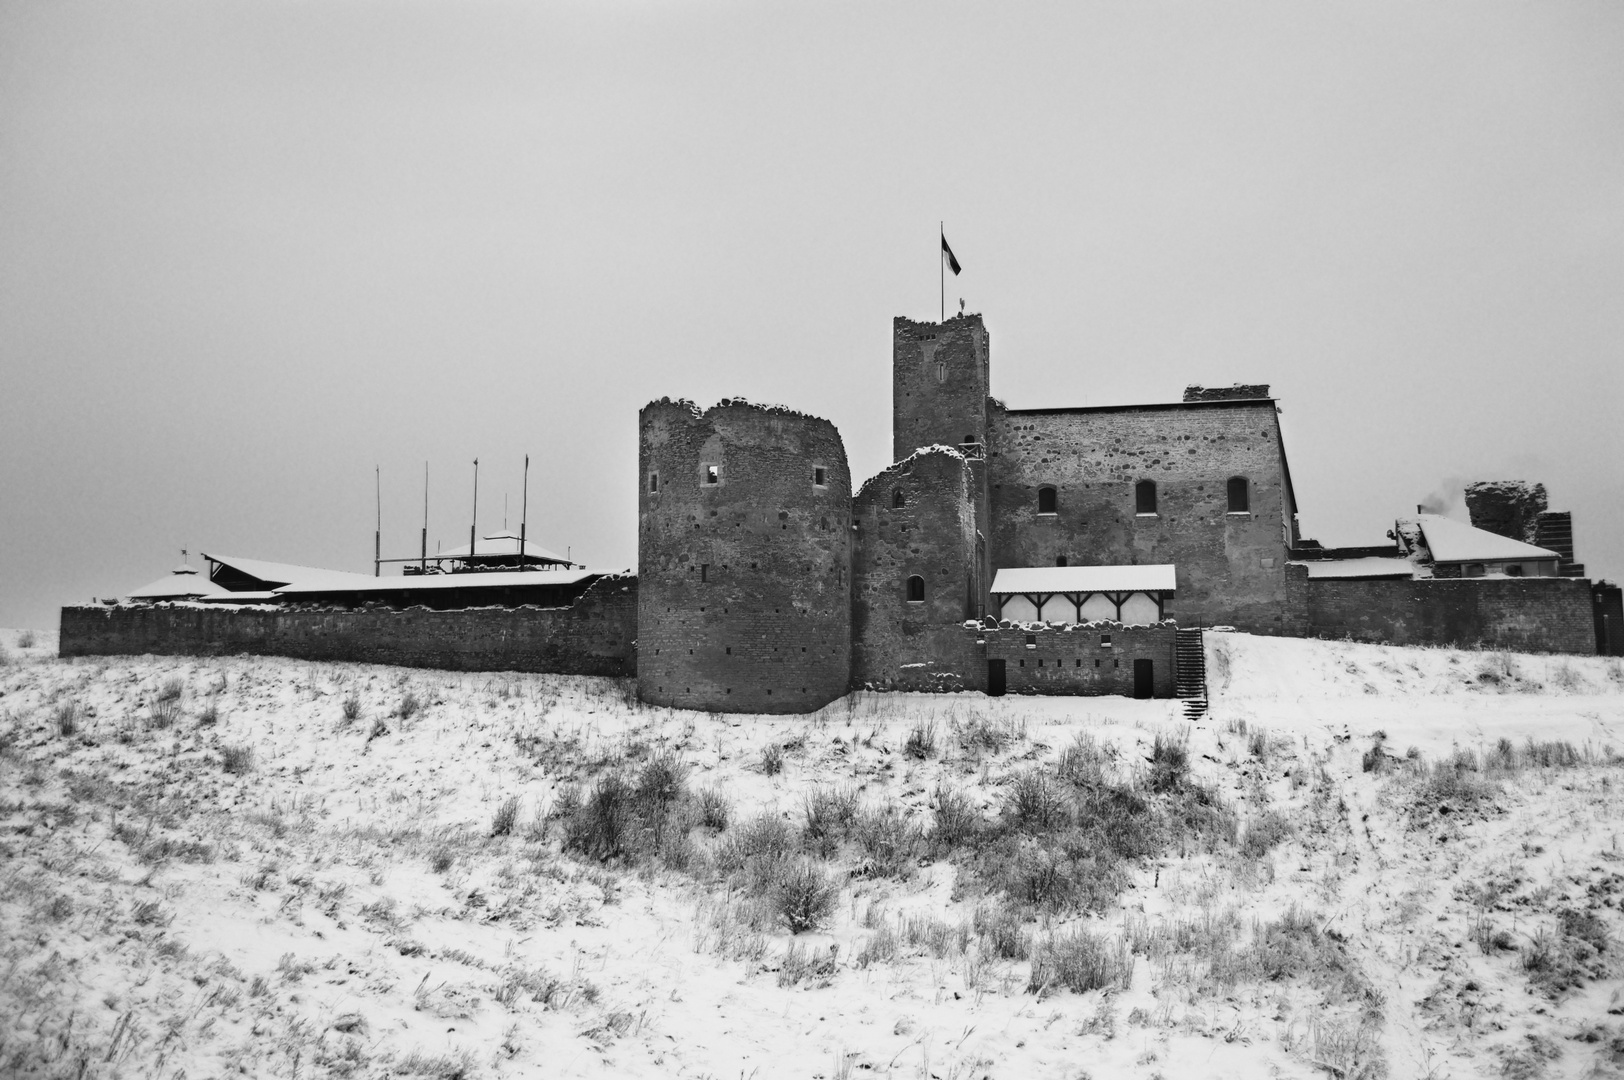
3, 1, 1622, 629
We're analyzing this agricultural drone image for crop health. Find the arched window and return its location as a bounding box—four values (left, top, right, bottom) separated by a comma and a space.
1227, 476, 1249, 513
1135, 480, 1157, 515
906, 575, 925, 602
1037, 486, 1057, 514
893, 489, 906, 509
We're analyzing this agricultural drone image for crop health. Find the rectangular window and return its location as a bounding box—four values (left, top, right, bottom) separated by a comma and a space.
704, 464, 720, 485
813, 467, 826, 486
700, 564, 709, 582
1101, 633, 1112, 647
649, 473, 659, 493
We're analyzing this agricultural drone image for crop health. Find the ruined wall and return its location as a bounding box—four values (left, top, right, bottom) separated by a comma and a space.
1464, 481, 1547, 544
987, 399, 1290, 633
979, 622, 1178, 697
1303, 576, 1596, 654
892, 314, 990, 462
58, 576, 638, 674
851, 448, 979, 690
637, 398, 851, 713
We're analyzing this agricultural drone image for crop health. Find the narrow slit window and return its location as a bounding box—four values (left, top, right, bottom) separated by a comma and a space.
1038, 486, 1057, 514
813, 467, 826, 486
893, 489, 906, 509
1135, 480, 1157, 515
704, 464, 720, 485
700, 564, 709, 582
906, 575, 925, 602
649, 472, 659, 494
1227, 476, 1249, 513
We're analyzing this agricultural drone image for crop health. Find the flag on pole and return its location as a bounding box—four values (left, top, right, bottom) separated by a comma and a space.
941, 233, 962, 275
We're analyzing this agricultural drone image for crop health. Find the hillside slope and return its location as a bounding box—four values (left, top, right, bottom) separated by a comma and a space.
3, 629, 1624, 1079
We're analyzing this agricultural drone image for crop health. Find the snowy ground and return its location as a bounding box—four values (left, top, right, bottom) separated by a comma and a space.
4, 626, 1624, 1079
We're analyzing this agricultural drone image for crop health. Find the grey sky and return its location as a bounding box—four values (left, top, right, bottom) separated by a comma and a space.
3, 1, 1621, 629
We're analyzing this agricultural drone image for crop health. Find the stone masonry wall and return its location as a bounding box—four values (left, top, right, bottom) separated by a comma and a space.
637, 399, 852, 714
988, 399, 1290, 634
58, 575, 638, 674
1303, 576, 1596, 654
979, 622, 1178, 697
892, 314, 990, 464
851, 447, 979, 691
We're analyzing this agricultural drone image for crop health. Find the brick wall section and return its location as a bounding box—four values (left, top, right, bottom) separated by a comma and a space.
1303, 576, 1596, 654
892, 315, 990, 463
637, 399, 852, 714
979, 622, 1178, 697
851, 448, 980, 690
987, 399, 1291, 634
57, 575, 638, 674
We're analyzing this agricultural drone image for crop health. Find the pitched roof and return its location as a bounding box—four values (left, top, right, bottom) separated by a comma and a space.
201, 553, 377, 591
990, 565, 1177, 595
127, 573, 230, 599
1406, 515, 1560, 563
429, 532, 571, 564
272, 568, 599, 595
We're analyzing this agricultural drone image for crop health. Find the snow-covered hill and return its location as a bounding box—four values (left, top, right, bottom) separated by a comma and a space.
3, 629, 1624, 1079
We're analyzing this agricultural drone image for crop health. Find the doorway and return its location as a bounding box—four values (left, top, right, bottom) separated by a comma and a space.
986, 659, 1006, 697
1133, 658, 1154, 699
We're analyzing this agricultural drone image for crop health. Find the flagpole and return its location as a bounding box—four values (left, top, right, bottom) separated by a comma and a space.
939, 221, 944, 323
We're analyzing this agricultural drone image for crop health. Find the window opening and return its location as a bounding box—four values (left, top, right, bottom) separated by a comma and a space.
700, 564, 708, 582
1135, 480, 1157, 515
1038, 486, 1057, 514
893, 489, 906, 509
813, 467, 826, 486
704, 464, 719, 485
1227, 476, 1250, 513
1056, 556, 1067, 567
649, 473, 659, 493
906, 575, 925, 602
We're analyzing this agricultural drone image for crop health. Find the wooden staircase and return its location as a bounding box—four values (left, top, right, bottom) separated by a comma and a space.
1176, 627, 1208, 720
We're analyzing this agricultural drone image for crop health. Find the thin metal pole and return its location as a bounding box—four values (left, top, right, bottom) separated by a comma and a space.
420, 462, 428, 573
940, 221, 944, 323
470, 458, 479, 561
374, 466, 381, 577
520, 454, 530, 572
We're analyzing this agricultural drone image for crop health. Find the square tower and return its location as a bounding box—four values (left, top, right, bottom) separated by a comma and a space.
892, 314, 990, 461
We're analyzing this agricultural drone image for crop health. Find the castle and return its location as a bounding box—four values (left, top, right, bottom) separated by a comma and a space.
62, 311, 1616, 698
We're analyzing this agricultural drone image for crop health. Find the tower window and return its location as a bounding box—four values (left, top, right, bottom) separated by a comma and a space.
1056, 556, 1067, 567
906, 575, 925, 602
700, 564, 709, 582
1037, 486, 1057, 514
703, 464, 720, 485
649, 472, 659, 494
893, 489, 906, 509
1135, 480, 1157, 515
813, 467, 826, 486
935, 360, 947, 384
1227, 476, 1250, 513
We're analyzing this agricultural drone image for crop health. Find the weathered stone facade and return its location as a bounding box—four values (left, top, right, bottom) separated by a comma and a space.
977, 622, 1178, 697
850, 447, 980, 690
59, 576, 638, 674
986, 398, 1295, 634
636, 399, 852, 713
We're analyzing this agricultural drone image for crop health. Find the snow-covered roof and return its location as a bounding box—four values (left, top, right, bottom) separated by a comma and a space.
1294, 557, 1415, 580
1405, 515, 1560, 564
428, 532, 571, 564
273, 568, 599, 595
128, 573, 230, 599
201, 553, 377, 591
990, 565, 1177, 595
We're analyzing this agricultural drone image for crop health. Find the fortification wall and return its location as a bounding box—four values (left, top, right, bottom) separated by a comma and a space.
1302, 575, 1596, 654
851, 448, 979, 691
979, 621, 1178, 697
58, 576, 638, 674
893, 314, 990, 463
637, 398, 852, 713
987, 400, 1290, 634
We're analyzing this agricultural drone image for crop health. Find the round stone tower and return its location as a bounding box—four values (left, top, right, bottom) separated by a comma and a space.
638, 398, 852, 714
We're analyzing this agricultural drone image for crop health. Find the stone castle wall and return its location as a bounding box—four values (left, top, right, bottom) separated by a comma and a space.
637, 398, 852, 713
987, 399, 1292, 634
978, 621, 1178, 697
1298, 571, 1595, 654
58, 576, 638, 674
